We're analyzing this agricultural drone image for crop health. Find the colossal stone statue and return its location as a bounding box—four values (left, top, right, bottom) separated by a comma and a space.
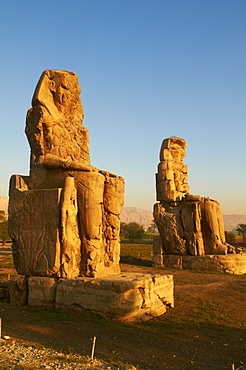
7, 71, 175, 323
8, 70, 124, 279
153, 137, 234, 259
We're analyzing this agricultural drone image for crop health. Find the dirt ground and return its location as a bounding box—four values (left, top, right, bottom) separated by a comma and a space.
0, 260, 246, 370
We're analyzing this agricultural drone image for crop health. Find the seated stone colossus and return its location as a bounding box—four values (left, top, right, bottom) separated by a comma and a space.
153, 137, 234, 256
8, 70, 124, 278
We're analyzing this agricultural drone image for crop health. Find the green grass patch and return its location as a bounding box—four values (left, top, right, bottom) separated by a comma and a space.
27, 306, 113, 326
183, 298, 231, 324
107, 297, 229, 342
0, 272, 20, 281
0, 255, 15, 269
27, 306, 141, 336
140, 298, 231, 336
120, 243, 152, 260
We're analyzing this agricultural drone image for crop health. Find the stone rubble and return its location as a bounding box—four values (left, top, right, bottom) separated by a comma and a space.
0, 339, 137, 369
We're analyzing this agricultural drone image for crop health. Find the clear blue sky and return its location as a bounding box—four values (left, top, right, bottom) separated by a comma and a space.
1, 0, 246, 214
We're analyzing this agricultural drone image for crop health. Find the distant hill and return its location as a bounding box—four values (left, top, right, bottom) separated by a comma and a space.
120, 207, 153, 229
0, 196, 245, 232
121, 206, 246, 232
0, 196, 8, 215
223, 214, 246, 232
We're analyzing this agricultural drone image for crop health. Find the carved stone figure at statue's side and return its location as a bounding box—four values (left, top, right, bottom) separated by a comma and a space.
153, 137, 235, 260
8, 70, 124, 279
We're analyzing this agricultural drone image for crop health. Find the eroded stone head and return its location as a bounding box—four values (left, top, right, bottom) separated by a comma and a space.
159, 137, 187, 162
32, 70, 83, 121
25, 70, 90, 171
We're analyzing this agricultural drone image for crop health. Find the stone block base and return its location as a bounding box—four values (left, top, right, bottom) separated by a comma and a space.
8, 273, 174, 322
7, 278, 28, 305
28, 277, 58, 309
153, 254, 246, 275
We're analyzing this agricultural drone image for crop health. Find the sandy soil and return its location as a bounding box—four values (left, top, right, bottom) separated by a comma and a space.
0, 260, 246, 370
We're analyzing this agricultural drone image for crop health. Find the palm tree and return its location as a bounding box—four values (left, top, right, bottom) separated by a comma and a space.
236, 224, 246, 243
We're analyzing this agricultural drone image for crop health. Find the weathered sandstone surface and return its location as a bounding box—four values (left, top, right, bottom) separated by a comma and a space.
153, 137, 238, 261
152, 253, 246, 275
8, 70, 124, 279
7, 273, 174, 322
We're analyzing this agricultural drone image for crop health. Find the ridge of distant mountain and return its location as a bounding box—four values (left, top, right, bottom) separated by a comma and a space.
121, 207, 246, 232
223, 214, 246, 232
0, 197, 245, 231
120, 207, 153, 229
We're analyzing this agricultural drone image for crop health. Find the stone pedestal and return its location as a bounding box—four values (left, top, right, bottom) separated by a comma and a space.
8, 273, 174, 322
153, 253, 246, 275
55, 273, 174, 322
7, 278, 28, 306
28, 277, 58, 309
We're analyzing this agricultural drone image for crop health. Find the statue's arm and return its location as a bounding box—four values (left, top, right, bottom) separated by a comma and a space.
43, 153, 96, 172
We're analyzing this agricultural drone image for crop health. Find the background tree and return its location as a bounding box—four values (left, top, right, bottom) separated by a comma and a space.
236, 224, 246, 243
120, 222, 145, 241
0, 211, 9, 246
225, 231, 236, 244
120, 222, 127, 239
147, 221, 158, 233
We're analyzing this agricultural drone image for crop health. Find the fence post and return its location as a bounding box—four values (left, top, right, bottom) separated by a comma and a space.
90, 336, 96, 360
